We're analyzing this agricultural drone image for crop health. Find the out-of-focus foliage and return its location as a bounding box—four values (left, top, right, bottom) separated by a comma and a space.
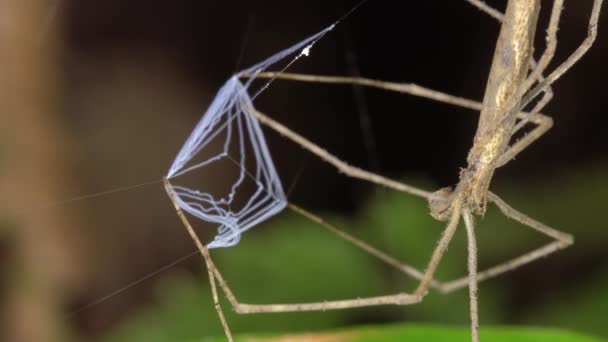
101, 165, 608, 342
203, 324, 605, 342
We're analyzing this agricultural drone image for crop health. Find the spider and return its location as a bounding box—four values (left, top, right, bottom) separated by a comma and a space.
163, 1, 604, 341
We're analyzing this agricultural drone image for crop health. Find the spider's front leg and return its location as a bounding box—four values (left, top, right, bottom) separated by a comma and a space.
163, 178, 234, 342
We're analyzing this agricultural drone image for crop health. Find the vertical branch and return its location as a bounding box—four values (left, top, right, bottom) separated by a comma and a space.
0, 1, 77, 341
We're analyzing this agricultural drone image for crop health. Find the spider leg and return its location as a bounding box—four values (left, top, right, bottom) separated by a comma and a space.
501, 0, 562, 140
495, 111, 553, 167
464, 0, 555, 117
519, 0, 563, 100
163, 178, 234, 342
251, 72, 548, 124
247, 76, 555, 294
220, 149, 441, 288
519, 0, 604, 112
249, 74, 553, 169
463, 209, 480, 342
465, 0, 503, 20
507, 0, 603, 150
166, 176, 463, 318
464, 0, 561, 106
437, 192, 572, 294
212, 198, 463, 314
251, 108, 436, 201
287, 203, 442, 289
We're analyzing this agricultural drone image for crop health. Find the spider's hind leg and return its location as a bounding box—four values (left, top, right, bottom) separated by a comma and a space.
206, 202, 467, 315
437, 192, 572, 294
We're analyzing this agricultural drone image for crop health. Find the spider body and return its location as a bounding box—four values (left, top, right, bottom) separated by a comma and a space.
432, 0, 540, 220
467, 0, 538, 210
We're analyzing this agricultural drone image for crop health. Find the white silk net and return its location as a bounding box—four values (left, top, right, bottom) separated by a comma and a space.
166, 25, 334, 248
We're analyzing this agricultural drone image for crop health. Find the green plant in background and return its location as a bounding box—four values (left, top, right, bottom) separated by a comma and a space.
101, 165, 608, 342
201, 324, 605, 342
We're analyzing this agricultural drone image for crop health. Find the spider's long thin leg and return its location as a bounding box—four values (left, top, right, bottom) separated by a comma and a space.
525, 67, 554, 116
437, 192, 572, 294
413, 197, 463, 297
520, 0, 604, 112
511, 0, 602, 137
212, 266, 422, 315
463, 209, 480, 342
465, 0, 503, 20
287, 202, 442, 289
495, 112, 553, 167
166, 151, 460, 313
251, 108, 435, 201
519, 0, 563, 98
251, 72, 547, 123
211, 199, 462, 314
252, 73, 553, 169
221, 150, 440, 288
163, 178, 234, 342
464, 0, 555, 115
505, 0, 563, 136
468, 1, 561, 167
250, 72, 483, 111
200, 247, 233, 341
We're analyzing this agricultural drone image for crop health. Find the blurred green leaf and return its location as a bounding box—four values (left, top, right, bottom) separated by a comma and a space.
202, 324, 606, 342
522, 271, 608, 338
101, 165, 608, 342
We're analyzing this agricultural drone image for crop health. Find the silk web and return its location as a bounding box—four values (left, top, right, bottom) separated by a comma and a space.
166, 24, 334, 248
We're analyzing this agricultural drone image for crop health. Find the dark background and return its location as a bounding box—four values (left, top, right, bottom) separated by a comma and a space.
64, 0, 608, 206
1, 1, 607, 341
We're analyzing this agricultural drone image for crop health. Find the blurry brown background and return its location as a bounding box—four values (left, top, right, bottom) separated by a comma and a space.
1, 1, 607, 341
